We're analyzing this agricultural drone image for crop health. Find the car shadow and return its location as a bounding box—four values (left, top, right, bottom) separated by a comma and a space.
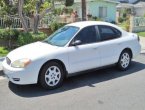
9, 60, 145, 98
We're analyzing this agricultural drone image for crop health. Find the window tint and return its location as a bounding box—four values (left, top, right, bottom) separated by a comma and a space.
44, 26, 79, 46
98, 25, 122, 41
74, 26, 97, 45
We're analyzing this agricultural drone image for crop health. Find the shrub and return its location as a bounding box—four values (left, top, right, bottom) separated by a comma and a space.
31, 31, 47, 42
0, 47, 9, 57
54, 8, 62, 15
123, 13, 127, 18
50, 22, 66, 32
124, 16, 130, 32
118, 17, 124, 23
0, 29, 19, 41
111, 21, 116, 24
92, 16, 97, 20
18, 31, 47, 46
65, 0, 74, 6
18, 32, 34, 46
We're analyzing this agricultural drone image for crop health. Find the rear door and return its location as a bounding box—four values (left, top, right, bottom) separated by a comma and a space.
97, 25, 122, 66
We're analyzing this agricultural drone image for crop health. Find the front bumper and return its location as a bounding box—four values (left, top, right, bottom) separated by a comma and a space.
2, 59, 38, 85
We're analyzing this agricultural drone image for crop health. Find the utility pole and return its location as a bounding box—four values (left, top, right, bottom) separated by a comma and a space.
82, 0, 86, 21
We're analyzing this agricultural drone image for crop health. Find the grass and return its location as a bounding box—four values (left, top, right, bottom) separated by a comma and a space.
0, 47, 9, 57
117, 22, 127, 30
137, 32, 145, 37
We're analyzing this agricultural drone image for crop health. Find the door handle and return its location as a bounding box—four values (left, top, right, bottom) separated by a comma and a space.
118, 43, 122, 45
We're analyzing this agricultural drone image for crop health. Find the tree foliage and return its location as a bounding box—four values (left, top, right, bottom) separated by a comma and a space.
65, 0, 74, 6
0, 0, 17, 15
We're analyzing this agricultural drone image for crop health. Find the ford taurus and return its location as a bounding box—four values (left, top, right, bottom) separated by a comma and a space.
2, 21, 141, 89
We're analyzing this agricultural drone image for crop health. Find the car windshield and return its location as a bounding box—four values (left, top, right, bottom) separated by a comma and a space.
43, 26, 79, 47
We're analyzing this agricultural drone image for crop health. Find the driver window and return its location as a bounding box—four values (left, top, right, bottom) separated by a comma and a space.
74, 26, 98, 45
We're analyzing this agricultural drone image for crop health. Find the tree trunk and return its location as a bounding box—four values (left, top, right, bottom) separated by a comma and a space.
32, 8, 51, 34
32, 1, 51, 34
52, 0, 55, 10
18, 0, 29, 32
33, 15, 40, 33
82, 0, 86, 21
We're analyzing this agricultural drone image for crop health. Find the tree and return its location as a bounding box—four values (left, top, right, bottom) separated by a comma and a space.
65, 0, 74, 6
0, 0, 18, 48
81, 0, 86, 21
0, 0, 17, 15
18, 0, 52, 33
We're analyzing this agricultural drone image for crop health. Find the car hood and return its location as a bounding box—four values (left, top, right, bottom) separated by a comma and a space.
7, 41, 59, 62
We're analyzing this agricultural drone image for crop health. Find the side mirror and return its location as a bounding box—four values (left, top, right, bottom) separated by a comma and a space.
71, 40, 81, 46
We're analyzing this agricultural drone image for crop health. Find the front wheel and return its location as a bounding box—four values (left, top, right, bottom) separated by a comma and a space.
117, 50, 131, 71
39, 62, 65, 89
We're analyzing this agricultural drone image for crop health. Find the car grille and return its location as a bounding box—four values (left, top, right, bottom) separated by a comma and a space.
6, 57, 11, 65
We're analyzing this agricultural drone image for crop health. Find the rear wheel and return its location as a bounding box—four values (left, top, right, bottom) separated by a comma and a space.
39, 62, 65, 89
117, 50, 131, 71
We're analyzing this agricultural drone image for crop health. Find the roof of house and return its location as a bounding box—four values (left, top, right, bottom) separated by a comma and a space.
133, 0, 145, 7
117, 0, 145, 8
132, 0, 145, 4
74, 0, 119, 4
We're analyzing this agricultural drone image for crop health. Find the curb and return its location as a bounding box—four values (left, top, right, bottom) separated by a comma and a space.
0, 57, 5, 76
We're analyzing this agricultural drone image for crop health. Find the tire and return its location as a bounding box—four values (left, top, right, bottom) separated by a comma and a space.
117, 50, 131, 71
39, 61, 65, 89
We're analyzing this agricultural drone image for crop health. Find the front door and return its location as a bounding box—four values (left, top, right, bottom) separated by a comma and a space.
68, 26, 101, 73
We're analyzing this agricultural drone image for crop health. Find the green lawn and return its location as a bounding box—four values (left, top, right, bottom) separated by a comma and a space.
137, 32, 145, 37
0, 47, 9, 57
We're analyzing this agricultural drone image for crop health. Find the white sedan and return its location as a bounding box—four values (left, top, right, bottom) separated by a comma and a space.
2, 21, 141, 89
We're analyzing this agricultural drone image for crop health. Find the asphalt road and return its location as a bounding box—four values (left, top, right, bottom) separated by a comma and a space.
0, 54, 145, 110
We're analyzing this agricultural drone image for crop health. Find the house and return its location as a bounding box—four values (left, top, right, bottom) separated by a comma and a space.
117, 0, 138, 3
72, 0, 119, 22
117, 0, 145, 17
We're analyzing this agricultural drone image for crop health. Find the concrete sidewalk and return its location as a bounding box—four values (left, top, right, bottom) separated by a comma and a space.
140, 37, 145, 53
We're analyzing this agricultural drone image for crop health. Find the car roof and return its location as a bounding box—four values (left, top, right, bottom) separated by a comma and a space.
67, 21, 121, 30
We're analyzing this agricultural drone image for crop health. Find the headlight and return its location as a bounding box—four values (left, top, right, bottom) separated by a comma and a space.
11, 59, 31, 68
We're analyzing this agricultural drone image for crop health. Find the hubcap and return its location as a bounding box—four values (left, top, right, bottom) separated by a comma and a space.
120, 52, 130, 68
45, 66, 61, 86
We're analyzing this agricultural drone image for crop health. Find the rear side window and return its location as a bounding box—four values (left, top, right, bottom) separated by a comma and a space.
98, 25, 122, 41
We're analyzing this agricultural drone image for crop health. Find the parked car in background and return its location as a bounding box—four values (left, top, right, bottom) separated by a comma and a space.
2, 21, 141, 89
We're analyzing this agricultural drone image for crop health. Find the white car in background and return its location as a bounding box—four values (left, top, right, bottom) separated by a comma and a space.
2, 21, 141, 89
